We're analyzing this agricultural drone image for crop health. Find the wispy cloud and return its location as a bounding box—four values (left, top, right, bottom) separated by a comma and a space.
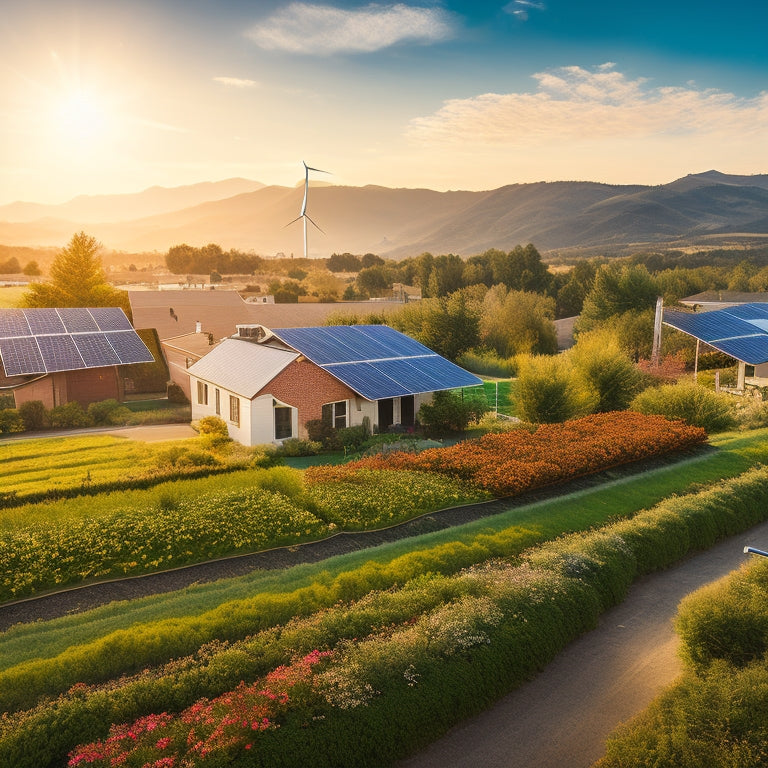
407, 64, 768, 146
503, 0, 545, 22
247, 2, 456, 55
213, 76, 260, 88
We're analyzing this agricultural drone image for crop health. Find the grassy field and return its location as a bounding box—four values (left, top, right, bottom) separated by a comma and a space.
0, 286, 25, 308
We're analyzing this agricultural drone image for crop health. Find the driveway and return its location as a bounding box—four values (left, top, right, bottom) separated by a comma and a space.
396, 517, 768, 768
0, 422, 197, 443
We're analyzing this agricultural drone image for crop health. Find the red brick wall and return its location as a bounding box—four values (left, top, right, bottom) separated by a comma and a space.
258, 359, 357, 438
64, 368, 120, 407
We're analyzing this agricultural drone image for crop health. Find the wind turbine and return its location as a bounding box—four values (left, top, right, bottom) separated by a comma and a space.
286, 160, 330, 259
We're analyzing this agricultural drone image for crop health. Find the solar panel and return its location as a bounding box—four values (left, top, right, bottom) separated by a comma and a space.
59, 308, 99, 333
0, 337, 46, 376
0, 308, 31, 339
74, 333, 122, 367
90, 307, 133, 331
108, 330, 154, 364
25, 308, 66, 335
36, 334, 86, 372
325, 361, 411, 400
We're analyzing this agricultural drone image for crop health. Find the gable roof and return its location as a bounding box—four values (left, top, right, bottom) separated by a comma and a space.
0, 307, 153, 377
268, 325, 482, 400
186, 338, 298, 398
663, 303, 768, 365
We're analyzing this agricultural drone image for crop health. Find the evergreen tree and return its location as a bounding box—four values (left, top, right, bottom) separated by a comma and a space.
23, 231, 129, 313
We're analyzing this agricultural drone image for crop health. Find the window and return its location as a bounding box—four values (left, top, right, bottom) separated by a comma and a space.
196, 380, 208, 405
274, 406, 292, 440
229, 395, 240, 427
215, 388, 221, 416
321, 400, 348, 430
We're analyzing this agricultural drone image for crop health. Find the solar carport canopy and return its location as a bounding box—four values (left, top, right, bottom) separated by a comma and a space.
663, 303, 768, 365
271, 325, 482, 401
0, 307, 154, 377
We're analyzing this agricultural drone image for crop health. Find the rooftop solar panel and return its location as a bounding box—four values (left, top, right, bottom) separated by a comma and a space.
59, 308, 99, 333
0, 308, 32, 339
74, 333, 122, 367
36, 334, 86, 372
25, 308, 66, 335
0, 337, 46, 376
325, 361, 411, 400
90, 307, 133, 331
108, 330, 154, 364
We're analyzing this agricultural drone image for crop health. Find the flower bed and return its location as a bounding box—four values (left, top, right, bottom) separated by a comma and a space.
307, 412, 707, 497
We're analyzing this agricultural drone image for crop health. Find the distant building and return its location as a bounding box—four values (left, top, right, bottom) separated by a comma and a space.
679, 291, 768, 312
187, 324, 482, 446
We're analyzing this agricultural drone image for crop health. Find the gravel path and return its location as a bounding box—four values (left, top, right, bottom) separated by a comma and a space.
0, 448, 711, 631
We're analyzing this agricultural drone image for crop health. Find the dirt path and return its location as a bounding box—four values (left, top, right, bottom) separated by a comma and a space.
396, 517, 768, 768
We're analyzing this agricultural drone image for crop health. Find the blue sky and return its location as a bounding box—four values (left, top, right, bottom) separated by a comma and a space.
1, 0, 766, 204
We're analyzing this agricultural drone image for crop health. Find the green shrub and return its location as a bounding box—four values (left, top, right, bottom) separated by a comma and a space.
251, 466, 305, 499
197, 415, 229, 438
0, 409, 24, 434
47, 401, 93, 429
17, 400, 46, 431
630, 381, 737, 432
278, 438, 322, 457
417, 389, 489, 435
166, 381, 189, 404
86, 399, 132, 426
515, 354, 597, 423
676, 560, 768, 670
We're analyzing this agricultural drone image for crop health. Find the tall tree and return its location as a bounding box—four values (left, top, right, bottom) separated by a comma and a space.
23, 232, 129, 313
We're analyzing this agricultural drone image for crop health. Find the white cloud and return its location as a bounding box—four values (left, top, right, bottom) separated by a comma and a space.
213, 76, 260, 88
406, 64, 768, 147
247, 2, 455, 54
502, 0, 545, 21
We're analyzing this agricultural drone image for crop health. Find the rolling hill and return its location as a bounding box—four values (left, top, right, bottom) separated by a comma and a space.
0, 171, 766, 257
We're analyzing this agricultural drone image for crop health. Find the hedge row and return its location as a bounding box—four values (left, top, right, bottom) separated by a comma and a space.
4, 465, 768, 768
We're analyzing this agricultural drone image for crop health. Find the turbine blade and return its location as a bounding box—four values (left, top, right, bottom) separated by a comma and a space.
305, 213, 325, 234
305, 166, 330, 174
284, 215, 304, 228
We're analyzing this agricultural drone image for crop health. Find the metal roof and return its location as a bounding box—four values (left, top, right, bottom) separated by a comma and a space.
269, 325, 482, 399
0, 307, 154, 377
186, 338, 298, 398
663, 303, 768, 364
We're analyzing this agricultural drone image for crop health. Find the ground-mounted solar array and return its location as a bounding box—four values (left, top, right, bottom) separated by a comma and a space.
0, 307, 154, 377
663, 303, 768, 365
272, 325, 482, 400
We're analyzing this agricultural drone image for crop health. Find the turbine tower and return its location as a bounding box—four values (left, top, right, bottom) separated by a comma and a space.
286, 160, 329, 259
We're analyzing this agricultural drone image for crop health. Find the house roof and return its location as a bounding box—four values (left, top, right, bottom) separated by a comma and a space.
186, 338, 298, 399
129, 290, 403, 341
663, 303, 768, 365
0, 307, 153, 377
268, 325, 483, 400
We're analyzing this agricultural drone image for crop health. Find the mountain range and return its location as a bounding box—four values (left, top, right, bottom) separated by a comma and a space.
1, 171, 766, 258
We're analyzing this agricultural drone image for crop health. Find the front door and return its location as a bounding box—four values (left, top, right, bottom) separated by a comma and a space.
378, 398, 394, 431
400, 395, 415, 427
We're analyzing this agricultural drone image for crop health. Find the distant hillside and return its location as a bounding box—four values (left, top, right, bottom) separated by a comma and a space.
0, 171, 766, 258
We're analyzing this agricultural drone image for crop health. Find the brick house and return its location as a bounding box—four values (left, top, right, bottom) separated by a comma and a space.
187, 324, 482, 445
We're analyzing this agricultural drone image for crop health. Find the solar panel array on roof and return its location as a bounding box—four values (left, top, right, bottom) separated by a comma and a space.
663, 303, 768, 365
0, 307, 154, 376
270, 325, 482, 400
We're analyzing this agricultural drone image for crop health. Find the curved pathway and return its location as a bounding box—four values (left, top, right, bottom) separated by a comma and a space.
396, 517, 768, 768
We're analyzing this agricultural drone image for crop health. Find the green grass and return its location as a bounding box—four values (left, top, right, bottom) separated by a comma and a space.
1, 427, 763, 673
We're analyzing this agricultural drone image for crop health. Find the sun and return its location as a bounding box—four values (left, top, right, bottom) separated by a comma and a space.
53, 88, 109, 145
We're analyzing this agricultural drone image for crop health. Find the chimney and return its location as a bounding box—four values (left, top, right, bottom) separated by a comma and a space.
195, 321, 202, 334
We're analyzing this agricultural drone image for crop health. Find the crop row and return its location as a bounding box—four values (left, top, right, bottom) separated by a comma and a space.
3, 465, 768, 768
0, 468, 483, 602
307, 412, 707, 495
2, 465, 765, 768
